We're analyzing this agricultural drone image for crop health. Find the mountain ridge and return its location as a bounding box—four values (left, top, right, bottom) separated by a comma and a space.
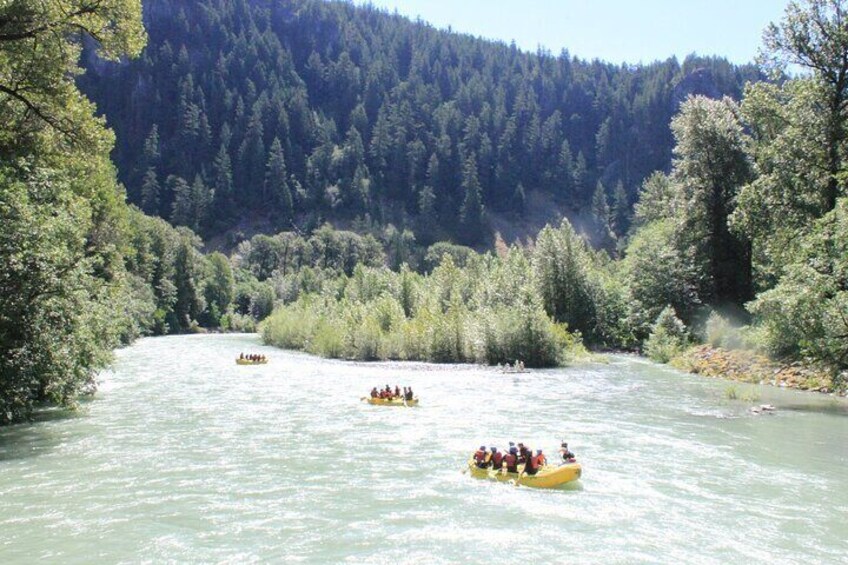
79, 0, 763, 248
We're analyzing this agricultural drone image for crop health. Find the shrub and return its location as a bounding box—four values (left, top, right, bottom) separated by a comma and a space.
644, 305, 689, 363
704, 311, 744, 350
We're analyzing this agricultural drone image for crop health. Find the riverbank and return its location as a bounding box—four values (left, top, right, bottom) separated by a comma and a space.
670, 345, 846, 396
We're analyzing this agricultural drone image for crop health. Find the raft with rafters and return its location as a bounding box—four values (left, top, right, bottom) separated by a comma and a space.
236, 358, 268, 365
365, 397, 419, 406
466, 458, 581, 488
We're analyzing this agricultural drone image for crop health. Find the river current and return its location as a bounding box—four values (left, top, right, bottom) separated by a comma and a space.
1, 334, 847, 563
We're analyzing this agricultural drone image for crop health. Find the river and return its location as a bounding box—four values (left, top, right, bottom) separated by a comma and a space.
1, 334, 847, 563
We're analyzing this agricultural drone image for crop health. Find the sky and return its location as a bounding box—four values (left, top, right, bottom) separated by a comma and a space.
352, 0, 788, 65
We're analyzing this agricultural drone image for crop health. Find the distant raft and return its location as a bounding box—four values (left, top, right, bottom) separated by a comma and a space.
466, 459, 582, 489
365, 397, 419, 406
236, 358, 268, 365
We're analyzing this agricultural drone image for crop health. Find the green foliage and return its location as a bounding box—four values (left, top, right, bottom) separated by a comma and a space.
670, 95, 753, 304
261, 251, 586, 366
704, 311, 745, 350
644, 306, 689, 364
422, 242, 475, 272
0, 0, 146, 153
0, 1, 146, 424
533, 221, 595, 336
203, 253, 235, 327
0, 164, 120, 424
79, 0, 760, 242
622, 219, 701, 332
747, 199, 848, 368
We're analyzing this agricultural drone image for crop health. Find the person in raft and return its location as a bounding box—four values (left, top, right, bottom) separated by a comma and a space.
474, 445, 488, 468
490, 447, 504, 471
504, 446, 519, 473
369, 386, 414, 399
559, 442, 576, 463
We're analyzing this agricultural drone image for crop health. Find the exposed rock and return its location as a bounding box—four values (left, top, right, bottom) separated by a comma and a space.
671, 345, 843, 395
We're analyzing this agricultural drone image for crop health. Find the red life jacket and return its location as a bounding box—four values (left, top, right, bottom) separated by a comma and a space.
532, 454, 546, 468
491, 452, 504, 468
504, 453, 518, 471
474, 450, 486, 464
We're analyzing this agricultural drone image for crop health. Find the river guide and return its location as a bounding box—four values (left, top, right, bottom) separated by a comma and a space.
236, 353, 268, 365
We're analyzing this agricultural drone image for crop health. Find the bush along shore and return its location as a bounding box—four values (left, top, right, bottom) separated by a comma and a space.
260, 253, 589, 368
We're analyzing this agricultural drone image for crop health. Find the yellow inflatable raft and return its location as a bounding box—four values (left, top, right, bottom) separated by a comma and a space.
236, 358, 268, 365
466, 458, 582, 488
365, 397, 419, 406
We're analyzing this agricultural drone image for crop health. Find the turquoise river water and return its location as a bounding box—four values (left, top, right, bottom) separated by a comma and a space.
1, 334, 847, 563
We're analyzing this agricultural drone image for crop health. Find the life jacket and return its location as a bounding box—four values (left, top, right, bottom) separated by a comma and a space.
524, 456, 538, 475
504, 453, 518, 472
532, 454, 546, 468
491, 451, 504, 469
474, 450, 487, 466
518, 447, 529, 463
370, 390, 378, 398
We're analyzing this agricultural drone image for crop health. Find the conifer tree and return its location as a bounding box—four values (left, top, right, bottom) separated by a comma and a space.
168, 175, 193, 229
592, 181, 614, 247
459, 154, 485, 245
611, 181, 630, 236
141, 168, 161, 216
212, 143, 234, 213
264, 138, 294, 226
238, 107, 266, 205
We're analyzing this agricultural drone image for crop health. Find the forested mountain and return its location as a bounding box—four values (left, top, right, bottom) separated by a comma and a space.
79, 0, 762, 245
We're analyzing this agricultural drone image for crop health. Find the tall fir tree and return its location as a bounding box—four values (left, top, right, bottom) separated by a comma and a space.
264, 138, 294, 226
141, 168, 161, 216
459, 154, 485, 245
611, 181, 630, 236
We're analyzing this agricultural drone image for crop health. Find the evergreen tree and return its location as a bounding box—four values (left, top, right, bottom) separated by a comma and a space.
141, 168, 161, 216
573, 151, 590, 202
459, 154, 485, 245
611, 181, 630, 236
417, 185, 438, 245
591, 181, 614, 247
141, 125, 161, 172
238, 107, 266, 206
212, 143, 234, 212
264, 138, 294, 225
168, 175, 193, 229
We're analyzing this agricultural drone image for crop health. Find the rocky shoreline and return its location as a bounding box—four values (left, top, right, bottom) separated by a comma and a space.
670, 345, 846, 396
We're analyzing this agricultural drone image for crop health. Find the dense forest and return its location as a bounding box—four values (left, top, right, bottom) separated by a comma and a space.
79, 0, 762, 245
2, 0, 847, 426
